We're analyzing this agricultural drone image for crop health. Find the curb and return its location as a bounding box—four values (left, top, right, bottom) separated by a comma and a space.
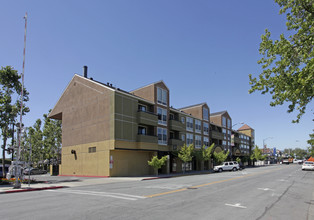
142, 171, 213, 181
0, 186, 64, 194
142, 176, 172, 181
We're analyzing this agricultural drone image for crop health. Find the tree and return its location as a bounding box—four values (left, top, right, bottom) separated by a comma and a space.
178, 144, 194, 173
249, 0, 314, 123
213, 150, 229, 165
289, 147, 307, 159
202, 143, 215, 162
21, 110, 62, 169
147, 155, 168, 175
0, 66, 29, 177
22, 119, 43, 167
307, 131, 314, 157
42, 112, 62, 166
250, 146, 263, 166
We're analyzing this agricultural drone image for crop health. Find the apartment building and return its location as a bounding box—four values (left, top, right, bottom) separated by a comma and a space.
49, 69, 254, 177
210, 111, 254, 162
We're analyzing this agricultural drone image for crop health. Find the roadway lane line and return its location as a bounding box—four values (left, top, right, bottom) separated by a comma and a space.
225, 203, 247, 209
46, 189, 146, 201
145, 167, 286, 198
145, 177, 244, 198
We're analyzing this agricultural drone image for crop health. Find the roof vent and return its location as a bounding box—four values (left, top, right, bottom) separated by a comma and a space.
83, 66, 88, 78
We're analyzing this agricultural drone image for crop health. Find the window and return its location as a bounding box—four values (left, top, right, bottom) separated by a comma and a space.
181, 117, 185, 124
203, 107, 209, 121
186, 117, 193, 132
203, 137, 209, 147
195, 120, 201, 133
187, 133, 193, 146
138, 126, 146, 135
227, 119, 231, 128
195, 135, 202, 148
157, 127, 167, 145
157, 87, 168, 105
222, 117, 226, 127
88, 147, 96, 153
138, 104, 147, 112
222, 128, 226, 139
157, 107, 167, 125
203, 122, 209, 135
222, 140, 226, 146
227, 130, 231, 139
181, 134, 185, 142
169, 113, 174, 120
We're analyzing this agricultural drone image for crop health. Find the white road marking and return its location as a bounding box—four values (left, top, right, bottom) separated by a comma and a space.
258, 188, 274, 191
225, 203, 247, 209
46, 189, 146, 201
145, 184, 192, 190
278, 179, 287, 182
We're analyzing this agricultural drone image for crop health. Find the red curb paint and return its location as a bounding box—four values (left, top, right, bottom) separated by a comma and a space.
1, 186, 64, 194
58, 175, 109, 178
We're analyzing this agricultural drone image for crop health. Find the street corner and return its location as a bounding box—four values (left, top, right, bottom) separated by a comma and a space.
0, 185, 65, 194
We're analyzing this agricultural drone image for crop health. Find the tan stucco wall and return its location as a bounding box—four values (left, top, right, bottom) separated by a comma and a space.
109, 150, 155, 176
60, 140, 114, 176
239, 129, 252, 137
115, 140, 159, 151
210, 116, 221, 126
50, 75, 115, 147
131, 84, 155, 103
180, 106, 203, 120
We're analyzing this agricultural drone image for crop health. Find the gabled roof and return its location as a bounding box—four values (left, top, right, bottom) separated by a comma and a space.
178, 102, 208, 110
49, 74, 155, 119
210, 110, 228, 116
130, 80, 169, 92
238, 124, 253, 131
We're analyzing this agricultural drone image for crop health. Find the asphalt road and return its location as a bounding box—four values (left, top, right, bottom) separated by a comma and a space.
1, 164, 313, 220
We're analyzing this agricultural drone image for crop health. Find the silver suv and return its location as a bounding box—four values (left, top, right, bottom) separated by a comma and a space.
214, 161, 239, 172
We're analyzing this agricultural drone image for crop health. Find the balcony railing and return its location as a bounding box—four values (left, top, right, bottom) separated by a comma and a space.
169, 119, 185, 132
169, 138, 184, 147
211, 130, 224, 140
137, 110, 158, 127
137, 134, 158, 143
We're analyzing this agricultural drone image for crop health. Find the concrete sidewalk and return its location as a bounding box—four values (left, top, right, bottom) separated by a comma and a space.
0, 170, 215, 194
0, 176, 145, 194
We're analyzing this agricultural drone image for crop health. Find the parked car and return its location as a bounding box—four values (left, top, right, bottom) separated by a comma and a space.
301, 161, 314, 171
214, 161, 239, 172
293, 159, 303, 164
23, 168, 47, 175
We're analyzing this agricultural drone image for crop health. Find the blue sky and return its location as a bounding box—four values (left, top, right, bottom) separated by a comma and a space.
1, 0, 313, 152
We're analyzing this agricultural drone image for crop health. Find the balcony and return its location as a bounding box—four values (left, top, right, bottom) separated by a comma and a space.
137, 110, 158, 127
234, 136, 241, 144
137, 134, 158, 144
211, 130, 224, 140
169, 119, 185, 132
169, 138, 184, 147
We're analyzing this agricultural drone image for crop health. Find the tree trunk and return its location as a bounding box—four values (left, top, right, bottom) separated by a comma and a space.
2, 135, 7, 178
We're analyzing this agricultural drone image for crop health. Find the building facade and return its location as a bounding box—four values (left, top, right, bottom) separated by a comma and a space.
49, 70, 255, 177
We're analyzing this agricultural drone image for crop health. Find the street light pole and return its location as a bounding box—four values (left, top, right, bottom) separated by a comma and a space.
263, 137, 273, 151
232, 122, 244, 128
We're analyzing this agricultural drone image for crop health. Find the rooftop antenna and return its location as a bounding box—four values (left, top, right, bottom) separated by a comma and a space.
13, 12, 28, 189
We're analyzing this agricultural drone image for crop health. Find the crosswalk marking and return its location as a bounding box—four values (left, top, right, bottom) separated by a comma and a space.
46, 189, 146, 201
